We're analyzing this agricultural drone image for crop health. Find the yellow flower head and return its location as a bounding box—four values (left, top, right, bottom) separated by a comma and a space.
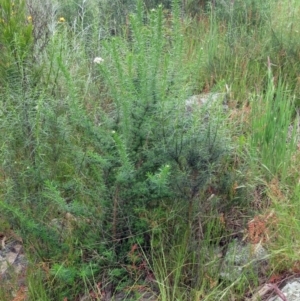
58, 17, 65, 23
27, 16, 32, 22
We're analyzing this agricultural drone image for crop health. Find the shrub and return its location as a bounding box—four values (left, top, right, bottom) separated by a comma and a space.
0, 0, 240, 299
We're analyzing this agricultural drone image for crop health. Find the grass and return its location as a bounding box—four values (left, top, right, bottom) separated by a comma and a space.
0, 0, 300, 300
250, 66, 298, 182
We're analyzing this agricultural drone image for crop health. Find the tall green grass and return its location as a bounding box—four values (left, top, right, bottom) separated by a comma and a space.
250, 63, 298, 182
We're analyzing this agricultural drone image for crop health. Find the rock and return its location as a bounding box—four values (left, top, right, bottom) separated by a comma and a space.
185, 92, 228, 114
49, 212, 78, 237
220, 239, 268, 281
0, 237, 28, 300
0, 240, 26, 278
268, 279, 300, 301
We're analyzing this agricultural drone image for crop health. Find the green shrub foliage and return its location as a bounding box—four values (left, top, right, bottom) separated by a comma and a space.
0, 0, 236, 299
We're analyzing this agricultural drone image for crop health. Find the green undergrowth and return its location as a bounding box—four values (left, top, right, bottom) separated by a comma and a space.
0, 0, 300, 300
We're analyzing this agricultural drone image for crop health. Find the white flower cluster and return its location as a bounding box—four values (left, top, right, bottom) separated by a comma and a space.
93, 57, 104, 64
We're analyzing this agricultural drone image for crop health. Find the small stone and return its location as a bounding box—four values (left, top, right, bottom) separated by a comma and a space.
185, 92, 228, 114
220, 240, 268, 281
269, 279, 300, 301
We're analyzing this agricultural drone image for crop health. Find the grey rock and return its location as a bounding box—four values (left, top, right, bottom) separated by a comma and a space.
268, 279, 300, 301
220, 239, 268, 281
185, 92, 228, 114
0, 239, 27, 284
